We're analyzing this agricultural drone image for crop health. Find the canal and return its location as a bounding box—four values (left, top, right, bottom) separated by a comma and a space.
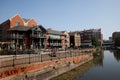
51, 50, 120, 80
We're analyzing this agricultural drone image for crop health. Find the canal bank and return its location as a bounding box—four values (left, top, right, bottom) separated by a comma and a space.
51, 50, 120, 80
50, 50, 103, 80
50, 60, 94, 80
30, 54, 93, 80
0, 49, 95, 80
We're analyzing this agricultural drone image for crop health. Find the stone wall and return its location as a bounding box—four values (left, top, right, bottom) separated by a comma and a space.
0, 49, 95, 80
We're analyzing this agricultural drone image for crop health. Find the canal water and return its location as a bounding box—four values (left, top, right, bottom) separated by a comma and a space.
51, 50, 120, 80
74, 50, 120, 80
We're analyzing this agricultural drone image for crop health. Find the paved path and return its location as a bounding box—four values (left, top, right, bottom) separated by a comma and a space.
0, 49, 94, 69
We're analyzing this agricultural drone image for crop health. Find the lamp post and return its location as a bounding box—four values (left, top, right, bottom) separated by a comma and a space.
39, 40, 42, 62
12, 40, 15, 66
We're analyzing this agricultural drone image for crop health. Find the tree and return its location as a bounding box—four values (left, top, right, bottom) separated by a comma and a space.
91, 37, 99, 47
114, 38, 120, 47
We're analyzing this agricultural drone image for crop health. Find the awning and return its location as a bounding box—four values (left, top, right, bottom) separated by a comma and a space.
49, 35, 61, 39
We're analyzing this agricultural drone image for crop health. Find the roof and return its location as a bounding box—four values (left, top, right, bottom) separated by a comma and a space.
47, 28, 62, 35
61, 31, 66, 33
0, 19, 9, 26
22, 18, 30, 23
8, 25, 47, 33
39, 25, 46, 32
8, 26, 31, 31
69, 32, 76, 36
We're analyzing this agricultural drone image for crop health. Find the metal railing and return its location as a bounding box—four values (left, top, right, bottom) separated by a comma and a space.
0, 49, 94, 68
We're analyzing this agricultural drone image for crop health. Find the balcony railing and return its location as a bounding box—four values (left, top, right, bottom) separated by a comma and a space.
49, 43, 62, 46
9, 34, 24, 39
31, 34, 45, 38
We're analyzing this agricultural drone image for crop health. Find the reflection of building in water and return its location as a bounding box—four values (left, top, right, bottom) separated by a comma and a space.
113, 51, 120, 62
93, 50, 104, 66
54, 61, 94, 80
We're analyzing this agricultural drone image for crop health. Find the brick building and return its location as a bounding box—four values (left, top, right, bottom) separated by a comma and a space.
45, 28, 66, 50
62, 31, 70, 48
69, 32, 81, 48
79, 29, 103, 47
112, 32, 120, 41
0, 14, 37, 41
0, 14, 48, 50
8, 25, 46, 50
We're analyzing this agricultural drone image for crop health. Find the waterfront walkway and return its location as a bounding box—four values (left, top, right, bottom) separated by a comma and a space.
0, 48, 94, 69
0, 48, 95, 80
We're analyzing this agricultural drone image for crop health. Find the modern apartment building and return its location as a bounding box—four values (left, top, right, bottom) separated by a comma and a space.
78, 29, 103, 47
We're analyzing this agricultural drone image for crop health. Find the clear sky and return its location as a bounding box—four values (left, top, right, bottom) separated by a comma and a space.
0, 0, 120, 39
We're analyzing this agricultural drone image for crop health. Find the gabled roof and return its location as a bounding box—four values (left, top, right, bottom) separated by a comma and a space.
8, 25, 47, 32
8, 26, 31, 31
47, 28, 62, 35
69, 32, 76, 36
22, 18, 30, 23
39, 25, 46, 32
0, 19, 9, 26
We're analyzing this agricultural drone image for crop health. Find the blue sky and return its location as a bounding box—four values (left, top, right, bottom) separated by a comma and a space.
0, 0, 120, 39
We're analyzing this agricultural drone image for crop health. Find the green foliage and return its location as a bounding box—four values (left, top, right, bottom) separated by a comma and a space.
91, 37, 99, 47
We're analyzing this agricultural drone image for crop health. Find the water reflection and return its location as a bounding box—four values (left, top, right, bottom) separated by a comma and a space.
51, 51, 104, 80
50, 60, 94, 80
75, 50, 120, 80
113, 50, 120, 62
93, 50, 104, 66
73, 50, 104, 80
51, 50, 120, 80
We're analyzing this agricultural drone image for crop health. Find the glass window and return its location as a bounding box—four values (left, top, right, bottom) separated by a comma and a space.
16, 21, 20, 26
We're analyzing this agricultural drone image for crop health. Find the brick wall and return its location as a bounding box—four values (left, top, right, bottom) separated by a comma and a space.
10, 15, 24, 28
0, 20, 10, 41
0, 14, 38, 42
27, 19, 37, 27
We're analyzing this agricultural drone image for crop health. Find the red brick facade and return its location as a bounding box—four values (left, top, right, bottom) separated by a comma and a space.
0, 20, 10, 41
0, 14, 38, 41
27, 19, 37, 27
10, 14, 24, 28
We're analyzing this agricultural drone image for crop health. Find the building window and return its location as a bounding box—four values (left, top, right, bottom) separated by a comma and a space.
31, 24, 34, 27
0, 31, 2, 36
16, 21, 20, 26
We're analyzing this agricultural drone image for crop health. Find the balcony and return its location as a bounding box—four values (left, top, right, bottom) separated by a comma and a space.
31, 34, 45, 38
9, 34, 24, 39
49, 43, 62, 46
